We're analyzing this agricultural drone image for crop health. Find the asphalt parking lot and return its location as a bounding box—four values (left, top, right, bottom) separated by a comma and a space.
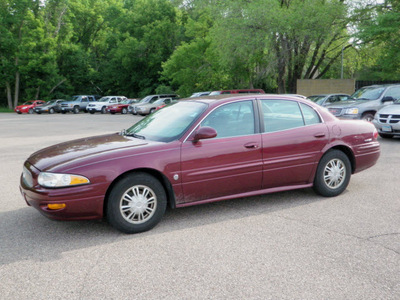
0, 113, 399, 299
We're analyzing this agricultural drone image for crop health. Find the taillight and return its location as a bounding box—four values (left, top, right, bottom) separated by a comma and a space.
373, 129, 378, 140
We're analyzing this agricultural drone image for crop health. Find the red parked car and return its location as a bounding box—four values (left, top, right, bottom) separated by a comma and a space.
106, 99, 138, 114
14, 100, 46, 114
20, 95, 380, 233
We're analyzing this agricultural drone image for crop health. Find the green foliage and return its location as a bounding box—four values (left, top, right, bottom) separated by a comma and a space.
0, 0, 396, 108
355, 0, 400, 79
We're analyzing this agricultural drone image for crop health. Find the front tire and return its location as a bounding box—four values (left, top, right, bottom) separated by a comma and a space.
49, 108, 55, 114
107, 173, 167, 233
361, 113, 374, 122
73, 106, 80, 114
313, 150, 351, 197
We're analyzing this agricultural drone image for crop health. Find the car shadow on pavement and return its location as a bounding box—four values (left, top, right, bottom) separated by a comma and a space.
0, 188, 332, 265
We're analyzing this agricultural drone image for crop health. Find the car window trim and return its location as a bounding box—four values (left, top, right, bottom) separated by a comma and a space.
256, 98, 325, 134
183, 99, 260, 143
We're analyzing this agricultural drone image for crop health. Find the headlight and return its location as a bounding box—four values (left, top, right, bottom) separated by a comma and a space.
38, 172, 90, 188
345, 108, 359, 115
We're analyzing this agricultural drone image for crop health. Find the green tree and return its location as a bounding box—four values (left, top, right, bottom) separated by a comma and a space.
355, 0, 400, 79
96, 0, 183, 97
210, 0, 351, 93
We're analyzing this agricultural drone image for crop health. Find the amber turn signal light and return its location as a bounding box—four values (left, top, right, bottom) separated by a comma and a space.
47, 203, 66, 210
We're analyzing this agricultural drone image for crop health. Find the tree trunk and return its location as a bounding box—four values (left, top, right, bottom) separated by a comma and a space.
35, 86, 40, 99
6, 82, 13, 109
14, 69, 20, 107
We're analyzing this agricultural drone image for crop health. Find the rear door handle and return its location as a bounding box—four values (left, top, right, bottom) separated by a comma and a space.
314, 132, 326, 138
244, 142, 259, 149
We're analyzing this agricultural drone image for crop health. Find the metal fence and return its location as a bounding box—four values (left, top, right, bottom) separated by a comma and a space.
355, 80, 400, 90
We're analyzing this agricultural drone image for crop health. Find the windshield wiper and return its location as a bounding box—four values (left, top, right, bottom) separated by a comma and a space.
125, 132, 146, 140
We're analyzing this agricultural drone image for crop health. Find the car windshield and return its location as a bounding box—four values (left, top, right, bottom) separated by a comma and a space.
46, 100, 56, 105
138, 96, 154, 104
209, 91, 222, 96
125, 101, 207, 142
23, 101, 35, 105
97, 97, 110, 102
351, 87, 385, 100
308, 95, 326, 105
120, 100, 130, 104
153, 98, 168, 105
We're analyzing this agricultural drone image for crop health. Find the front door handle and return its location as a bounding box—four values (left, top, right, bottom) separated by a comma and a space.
244, 142, 259, 149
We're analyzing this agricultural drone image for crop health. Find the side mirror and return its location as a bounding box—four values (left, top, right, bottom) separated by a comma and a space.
382, 96, 394, 102
193, 126, 217, 142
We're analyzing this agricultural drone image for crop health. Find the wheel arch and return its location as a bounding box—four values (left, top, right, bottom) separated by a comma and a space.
326, 145, 356, 174
103, 168, 176, 218
361, 110, 376, 118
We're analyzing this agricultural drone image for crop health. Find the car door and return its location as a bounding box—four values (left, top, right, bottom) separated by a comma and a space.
259, 99, 329, 189
80, 96, 88, 109
180, 100, 263, 203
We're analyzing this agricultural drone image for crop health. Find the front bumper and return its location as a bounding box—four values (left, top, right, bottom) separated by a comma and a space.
87, 107, 102, 112
336, 114, 360, 120
20, 184, 105, 220
372, 120, 400, 136
20, 163, 107, 220
60, 107, 74, 112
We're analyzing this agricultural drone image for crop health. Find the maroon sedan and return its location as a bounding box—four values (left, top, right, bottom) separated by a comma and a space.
106, 99, 137, 114
20, 95, 380, 233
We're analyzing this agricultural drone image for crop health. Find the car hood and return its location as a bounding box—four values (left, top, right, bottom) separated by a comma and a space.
377, 104, 400, 114
27, 133, 157, 172
326, 99, 372, 108
90, 101, 109, 105
16, 104, 31, 108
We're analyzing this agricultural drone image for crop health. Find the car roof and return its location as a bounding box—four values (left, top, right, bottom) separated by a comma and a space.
181, 93, 311, 106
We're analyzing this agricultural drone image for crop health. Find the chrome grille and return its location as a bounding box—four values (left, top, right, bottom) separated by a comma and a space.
328, 108, 342, 116
378, 114, 400, 124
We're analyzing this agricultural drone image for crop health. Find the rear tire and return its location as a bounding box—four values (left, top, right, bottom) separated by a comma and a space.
106, 173, 167, 233
101, 106, 106, 114
28, 108, 33, 114
73, 106, 79, 114
313, 150, 351, 197
122, 108, 127, 114
49, 108, 55, 114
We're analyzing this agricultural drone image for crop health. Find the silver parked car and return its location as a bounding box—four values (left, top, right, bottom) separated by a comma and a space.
308, 93, 351, 107
326, 85, 400, 121
372, 100, 400, 138
129, 94, 178, 114
135, 98, 175, 115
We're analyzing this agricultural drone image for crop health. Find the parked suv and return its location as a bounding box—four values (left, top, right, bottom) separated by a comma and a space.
372, 97, 400, 138
326, 85, 400, 121
60, 95, 97, 113
87, 96, 127, 114
129, 94, 179, 114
